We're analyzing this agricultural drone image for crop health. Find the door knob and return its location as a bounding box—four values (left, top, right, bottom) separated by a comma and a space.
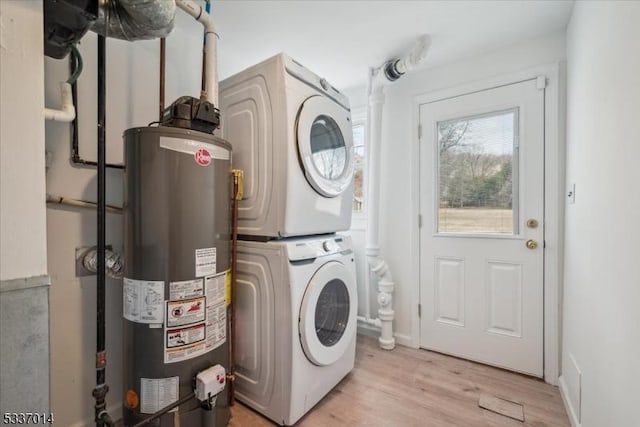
526, 239, 538, 250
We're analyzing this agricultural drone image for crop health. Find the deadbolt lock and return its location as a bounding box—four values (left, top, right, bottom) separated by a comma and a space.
527, 219, 539, 229
526, 239, 538, 250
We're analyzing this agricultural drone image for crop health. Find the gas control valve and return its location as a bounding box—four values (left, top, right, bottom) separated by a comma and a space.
195, 364, 226, 402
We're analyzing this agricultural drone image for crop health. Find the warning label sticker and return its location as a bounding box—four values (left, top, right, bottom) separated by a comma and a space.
123, 279, 164, 324
169, 278, 204, 301
166, 297, 205, 328
140, 377, 178, 414
164, 324, 208, 364
166, 323, 206, 348
162, 271, 228, 364
195, 247, 216, 277
205, 273, 227, 351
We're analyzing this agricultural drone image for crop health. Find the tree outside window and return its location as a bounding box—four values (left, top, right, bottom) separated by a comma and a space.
352, 124, 365, 213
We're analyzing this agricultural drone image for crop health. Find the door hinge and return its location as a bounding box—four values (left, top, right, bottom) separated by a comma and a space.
536, 75, 547, 90
418, 124, 422, 139
418, 214, 422, 228
418, 303, 422, 318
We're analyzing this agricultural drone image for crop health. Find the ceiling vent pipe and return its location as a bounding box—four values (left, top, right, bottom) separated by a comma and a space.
365, 35, 431, 350
91, 0, 176, 41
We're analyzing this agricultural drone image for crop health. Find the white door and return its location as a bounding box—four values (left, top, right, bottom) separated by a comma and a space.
419, 79, 545, 376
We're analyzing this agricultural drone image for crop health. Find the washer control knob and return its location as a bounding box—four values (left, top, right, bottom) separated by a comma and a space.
320, 78, 330, 91
323, 240, 335, 252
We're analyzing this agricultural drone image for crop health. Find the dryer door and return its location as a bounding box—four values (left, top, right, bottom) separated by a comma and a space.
299, 260, 357, 366
297, 96, 354, 197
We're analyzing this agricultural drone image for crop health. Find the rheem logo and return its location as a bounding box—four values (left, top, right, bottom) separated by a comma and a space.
194, 148, 212, 166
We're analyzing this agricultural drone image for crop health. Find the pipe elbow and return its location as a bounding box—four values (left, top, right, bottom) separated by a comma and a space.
176, 0, 215, 31
44, 107, 75, 122
45, 82, 76, 122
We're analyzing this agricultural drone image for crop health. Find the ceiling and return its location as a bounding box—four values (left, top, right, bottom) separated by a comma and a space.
210, 0, 574, 91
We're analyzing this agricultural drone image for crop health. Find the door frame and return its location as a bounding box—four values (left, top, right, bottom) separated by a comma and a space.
409, 64, 564, 385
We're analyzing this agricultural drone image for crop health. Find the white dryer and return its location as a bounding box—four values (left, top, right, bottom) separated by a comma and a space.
234, 235, 357, 425
220, 53, 354, 238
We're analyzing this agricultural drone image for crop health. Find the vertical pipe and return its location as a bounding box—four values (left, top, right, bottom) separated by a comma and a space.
229, 170, 241, 406
363, 68, 374, 322
175, 0, 218, 106
70, 53, 80, 162
93, 34, 111, 426
201, 1, 211, 96
97, 33, 106, 388
159, 38, 166, 121
366, 82, 396, 351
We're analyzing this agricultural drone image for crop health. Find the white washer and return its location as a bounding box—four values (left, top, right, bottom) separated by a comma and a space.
220, 53, 354, 238
235, 235, 357, 425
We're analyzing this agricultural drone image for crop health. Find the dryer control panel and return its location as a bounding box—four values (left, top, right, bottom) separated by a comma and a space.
284, 55, 350, 111
287, 236, 352, 262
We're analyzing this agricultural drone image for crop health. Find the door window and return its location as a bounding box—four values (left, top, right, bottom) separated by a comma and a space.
437, 109, 519, 234
310, 115, 347, 180
315, 279, 350, 347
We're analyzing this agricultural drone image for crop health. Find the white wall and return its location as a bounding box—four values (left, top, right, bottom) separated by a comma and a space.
44, 13, 205, 426
345, 32, 566, 345
0, 0, 51, 418
0, 0, 47, 281
560, 2, 640, 426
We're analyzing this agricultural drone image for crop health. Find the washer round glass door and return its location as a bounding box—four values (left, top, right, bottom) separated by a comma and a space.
299, 261, 357, 366
297, 96, 354, 197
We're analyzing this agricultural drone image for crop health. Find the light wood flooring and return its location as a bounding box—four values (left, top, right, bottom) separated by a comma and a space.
229, 335, 570, 427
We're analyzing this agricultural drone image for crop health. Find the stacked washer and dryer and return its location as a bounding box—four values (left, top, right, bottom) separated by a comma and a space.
219, 53, 357, 425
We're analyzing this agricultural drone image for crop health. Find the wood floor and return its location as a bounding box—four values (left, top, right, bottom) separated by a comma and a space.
229, 335, 570, 427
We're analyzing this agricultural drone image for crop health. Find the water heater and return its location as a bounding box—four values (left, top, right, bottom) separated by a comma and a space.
122, 126, 231, 426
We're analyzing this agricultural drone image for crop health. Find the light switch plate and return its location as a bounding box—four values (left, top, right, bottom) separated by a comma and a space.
568, 183, 576, 204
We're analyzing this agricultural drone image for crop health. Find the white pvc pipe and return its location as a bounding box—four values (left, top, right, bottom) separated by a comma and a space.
357, 315, 381, 328
175, 0, 218, 106
366, 75, 396, 350
364, 35, 431, 351
45, 82, 76, 122
395, 35, 431, 75
362, 67, 375, 323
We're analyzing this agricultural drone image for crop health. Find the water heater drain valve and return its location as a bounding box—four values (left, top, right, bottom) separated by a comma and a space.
195, 365, 226, 402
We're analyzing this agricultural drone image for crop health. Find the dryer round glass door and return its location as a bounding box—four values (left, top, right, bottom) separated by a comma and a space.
299, 261, 357, 366
297, 95, 354, 197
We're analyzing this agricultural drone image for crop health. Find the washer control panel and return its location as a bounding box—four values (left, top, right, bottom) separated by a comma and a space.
287, 236, 351, 261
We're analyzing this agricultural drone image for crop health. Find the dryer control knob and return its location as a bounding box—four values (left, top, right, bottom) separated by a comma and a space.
320, 78, 330, 91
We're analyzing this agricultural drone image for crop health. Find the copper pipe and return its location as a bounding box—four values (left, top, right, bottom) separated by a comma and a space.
228, 170, 242, 406
159, 38, 166, 121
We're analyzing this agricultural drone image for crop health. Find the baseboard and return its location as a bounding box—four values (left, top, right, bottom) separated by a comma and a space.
393, 333, 415, 348
69, 402, 122, 427
356, 323, 415, 349
559, 376, 581, 427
